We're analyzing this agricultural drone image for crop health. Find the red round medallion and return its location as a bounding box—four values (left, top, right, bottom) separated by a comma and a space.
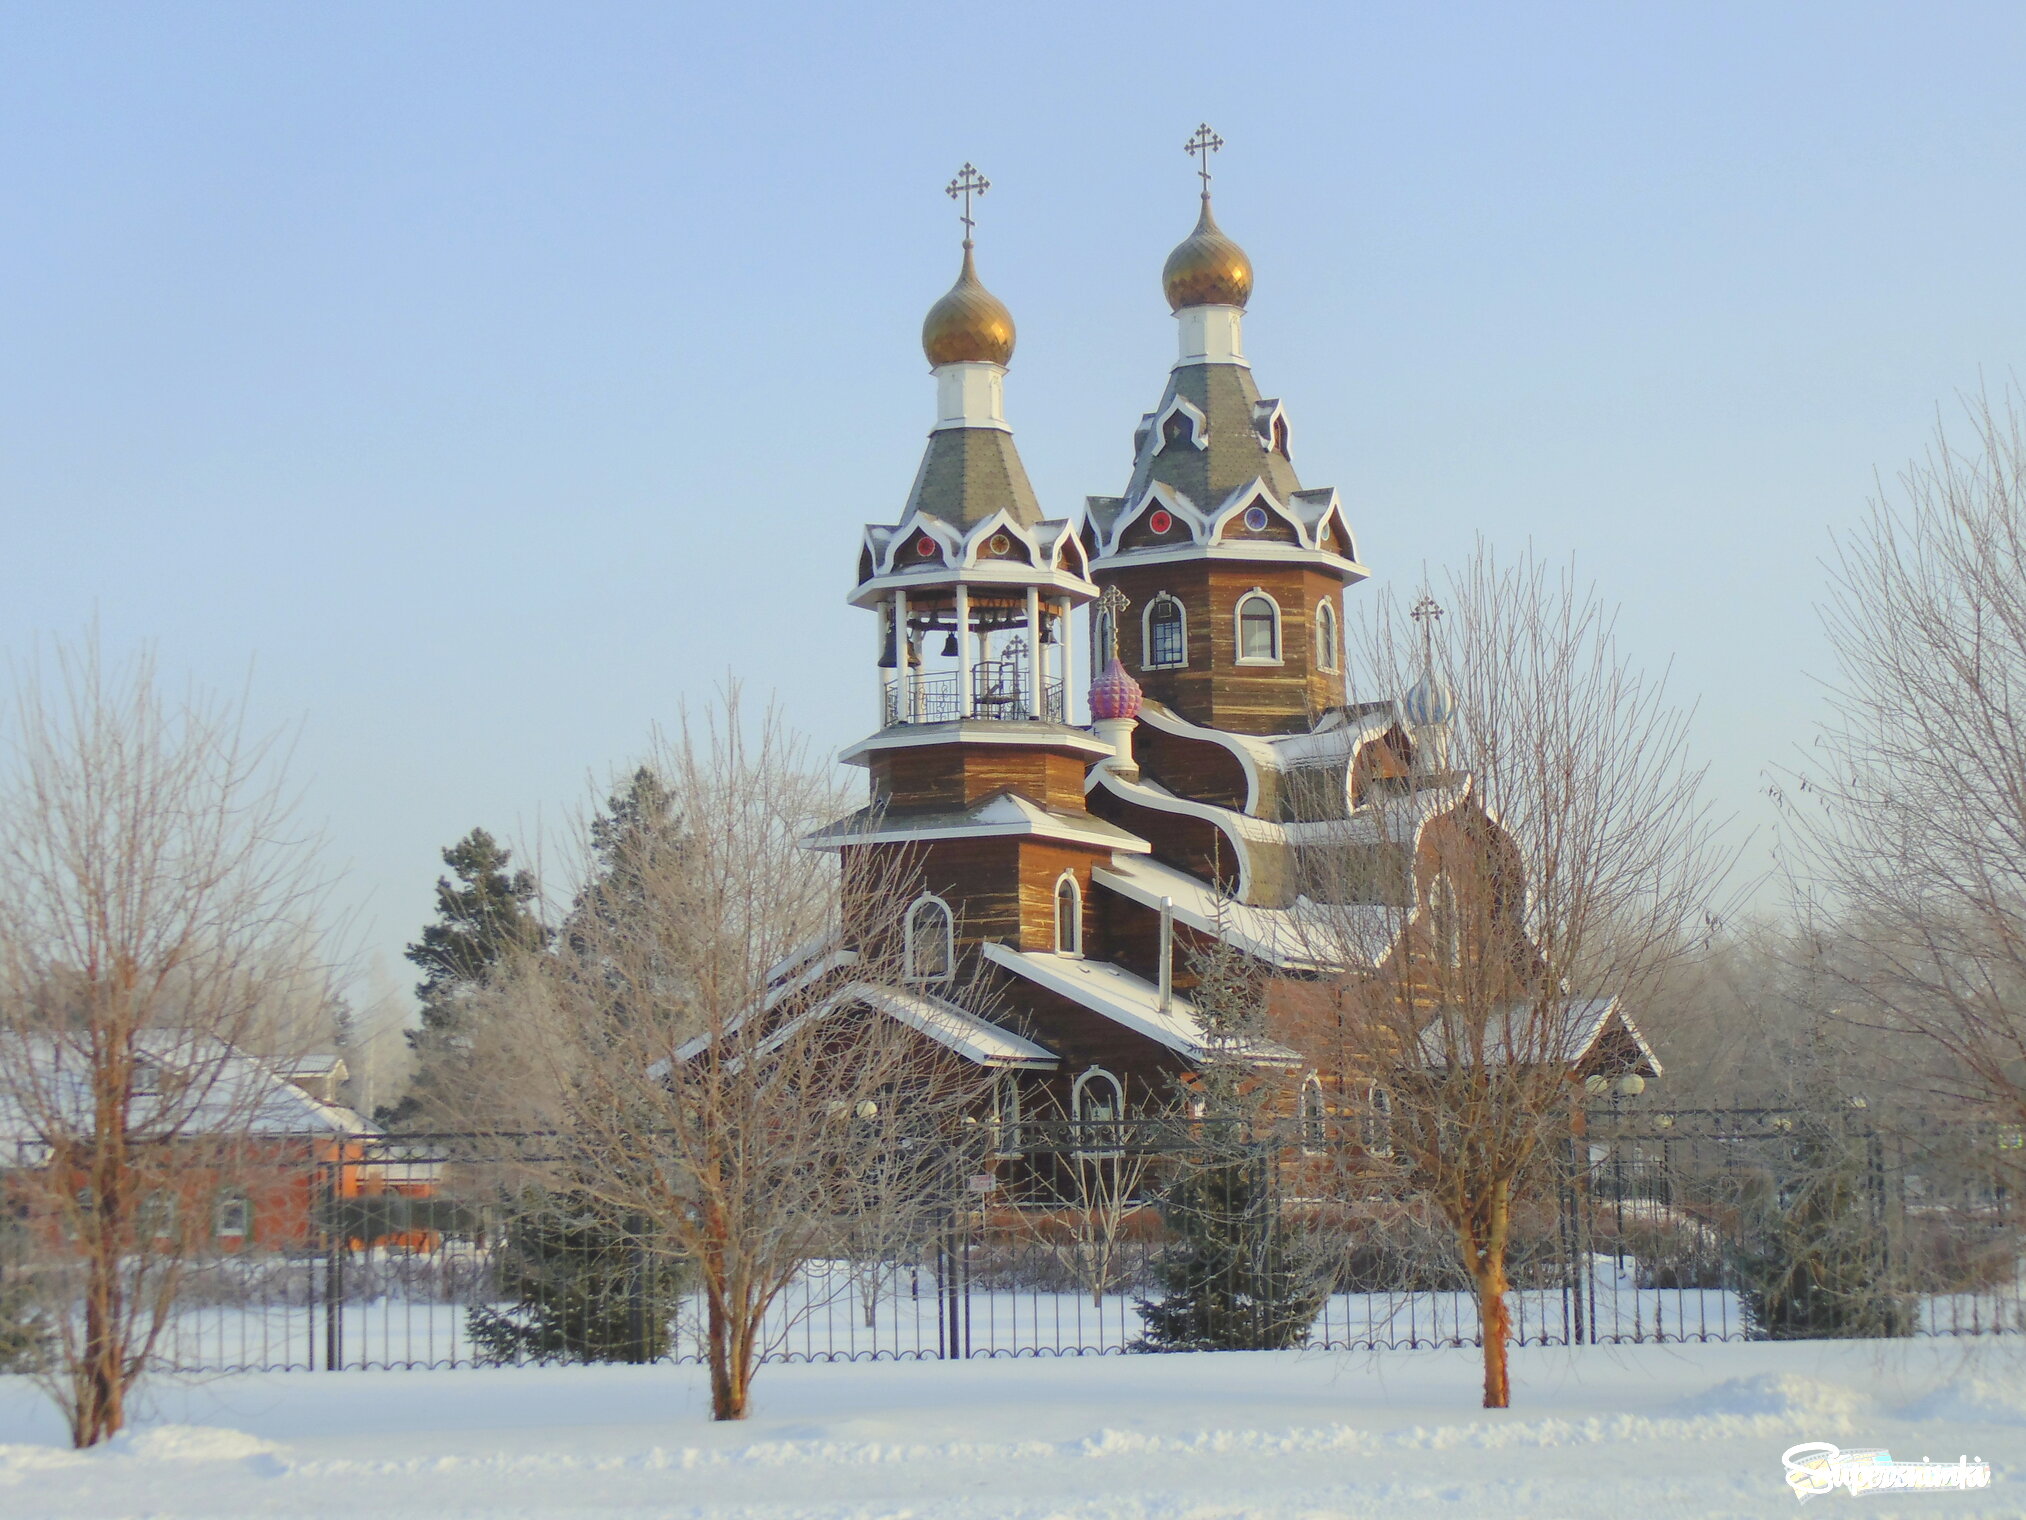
913, 534, 937, 558
1148, 509, 1174, 536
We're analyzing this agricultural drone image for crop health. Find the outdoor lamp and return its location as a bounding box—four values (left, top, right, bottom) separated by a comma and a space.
1614, 1074, 1646, 1097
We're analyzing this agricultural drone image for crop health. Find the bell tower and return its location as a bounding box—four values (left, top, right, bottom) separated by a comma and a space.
1083, 127, 1369, 737
816, 167, 1145, 959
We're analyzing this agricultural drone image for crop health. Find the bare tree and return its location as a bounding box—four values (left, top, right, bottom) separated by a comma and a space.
0, 636, 334, 1446
1294, 547, 1726, 1407
1797, 391, 2026, 1159
475, 696, 989, 1419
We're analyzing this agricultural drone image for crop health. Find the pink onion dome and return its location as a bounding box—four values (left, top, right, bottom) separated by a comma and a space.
1088, 656, 1143, 722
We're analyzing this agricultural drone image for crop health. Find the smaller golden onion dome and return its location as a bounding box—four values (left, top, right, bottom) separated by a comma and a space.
1162, 196, 1253, 312
922, 244, 1016, 367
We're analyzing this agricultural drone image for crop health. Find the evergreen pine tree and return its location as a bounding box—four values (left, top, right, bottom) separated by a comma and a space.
0, 1214, 51, 1375
383, 828, 548, 1127
467, 772, 697, 1358
1134, 936, 1326, 1351
468, 1191, 688, 1364
1730, 1104, 1915, 1340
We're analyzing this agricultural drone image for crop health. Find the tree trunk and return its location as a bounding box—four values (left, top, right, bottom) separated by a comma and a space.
1473, 1258, 1512, 1409
704, 1291, 755, 1421
1461, 1184, 1514, 1410
76, 1263, 127, 1446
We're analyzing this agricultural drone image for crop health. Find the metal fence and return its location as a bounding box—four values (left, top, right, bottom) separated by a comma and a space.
71, 1108, 2025, 1373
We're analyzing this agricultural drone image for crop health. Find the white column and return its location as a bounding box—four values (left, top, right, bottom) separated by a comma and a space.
954, 583, 972, 721
878, 599, 893, 726
1024, 586, 1041, 720
1056, 598, 1071, 720
895, 587, 911, 723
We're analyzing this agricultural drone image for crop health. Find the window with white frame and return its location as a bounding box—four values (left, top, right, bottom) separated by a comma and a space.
1315, 598, 1340, 672
1360, 1083, 1396, 1159
214, 1190, 251, 1241
1144, 594, 1186, 669
905, 895, 955, 982
1054, 873, 1082, 955
1236, 591, 1281, 664
1072, 1066, 1125, 1154
1300, 1075, 1327, 1152
1431, 873, 1461, 971
993, 1072, 1025, 1156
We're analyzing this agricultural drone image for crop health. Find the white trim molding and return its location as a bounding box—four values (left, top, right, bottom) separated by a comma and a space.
1053, 871, 1083, 956
903, 894, 955, 984
1141, 592, 1188, 670
1234, 587, 1283, 666
1315, 597, 1340, 672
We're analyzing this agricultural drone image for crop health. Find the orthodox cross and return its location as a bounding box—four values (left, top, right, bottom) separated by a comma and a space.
1097, 583, 1131, 663
1411, 593, 1444, 681
1185, 123, 1224, 196
946, 163, 990, 245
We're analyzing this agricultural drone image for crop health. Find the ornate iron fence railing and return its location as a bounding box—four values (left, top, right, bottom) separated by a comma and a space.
11, 1110, 2009, 1374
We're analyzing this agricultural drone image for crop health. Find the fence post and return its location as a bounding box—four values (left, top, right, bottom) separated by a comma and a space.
322, 1163, 344, 1371
626, 1211, 650, 1364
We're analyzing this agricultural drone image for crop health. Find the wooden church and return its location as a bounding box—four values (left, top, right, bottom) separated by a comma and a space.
803, 139, 1659, 1140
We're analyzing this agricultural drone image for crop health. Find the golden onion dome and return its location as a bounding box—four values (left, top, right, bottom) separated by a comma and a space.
921, 244, 1016, 367
1162, 196, 1253, 312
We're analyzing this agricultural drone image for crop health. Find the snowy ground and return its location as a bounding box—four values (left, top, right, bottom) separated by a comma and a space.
1, 1339, 2020, 1518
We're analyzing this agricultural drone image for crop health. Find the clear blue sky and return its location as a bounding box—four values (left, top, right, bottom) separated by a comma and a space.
6, 2, 2024, 1002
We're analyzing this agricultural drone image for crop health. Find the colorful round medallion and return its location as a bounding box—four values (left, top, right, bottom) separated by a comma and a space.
1243, 505, 1270, 532
913, 533, 937, 558
1148, 509, 1174, 536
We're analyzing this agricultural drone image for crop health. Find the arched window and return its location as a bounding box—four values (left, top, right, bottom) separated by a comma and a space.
1054, 872, 1082, 956
905, 894, 954, 983
1143, 594, 1186, 670
1359, 1084, 1396, 1160
1272, 415, 1291, 457
1431, 873, 1461, 971
1093, 605, 1116, 665
1161, 411, 1194, 450
1072, 1066, 1125, 1155
1236, 590, 1281, 665
993, 1072, 1025, 1157
1300, 1075, 1327, 1153
1314, 599, 1340, 672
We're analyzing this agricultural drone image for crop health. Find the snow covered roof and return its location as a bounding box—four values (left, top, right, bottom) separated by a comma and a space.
831, 984, 1058, 1069
0, 1033, 373, 1154
1092, 856, 1406, 971
982, 943, 1303, 1067
1291, 780, 1469, 846
807, 792, 1151, 855
1411, 997, 1662, 1077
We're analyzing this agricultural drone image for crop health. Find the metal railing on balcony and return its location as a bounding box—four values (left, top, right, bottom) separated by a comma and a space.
883, 660, 1066, 727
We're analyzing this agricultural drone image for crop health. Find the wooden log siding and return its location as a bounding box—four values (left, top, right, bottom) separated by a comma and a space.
1133, 722, 1249, 811
870, 745, 1091, 815
1096, 562, 1349, 735
861, 837, 1114, 955
1088, 786, 1236, 896
1096, 888, 1213, 996
989, 970, 1194, 1110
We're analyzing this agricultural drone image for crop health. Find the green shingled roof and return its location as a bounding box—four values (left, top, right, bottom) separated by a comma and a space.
1127, 363, 1302, 511
902, 426, 1043, 531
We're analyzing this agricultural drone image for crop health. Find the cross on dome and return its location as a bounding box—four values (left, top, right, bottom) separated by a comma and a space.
1185, 124, 1224, 198
1096, 583, 1131, 663
946, 163, 991, 246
